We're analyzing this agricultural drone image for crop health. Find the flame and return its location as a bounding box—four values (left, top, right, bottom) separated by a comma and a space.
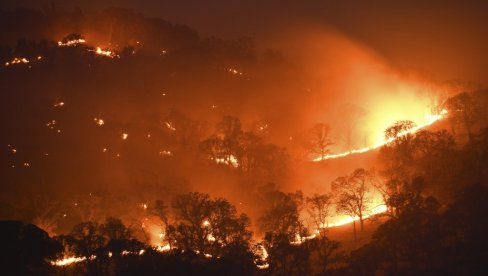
94, 47, 118, 58
46, 120, 57, 130
291, 233, 317, 245
5, 57, 29, 66
53, 101, 65, 107
155, 244, 171, 252
289, 203, 388, 247
51, 256, 87, 266
159, 150, 172, 157
164, 121, 176, 131
227, 68, 243, 75
94, 118, 104, 126
51, 255, 95, 267
327, 204, 387, 228
214, 155, 239, 168
8, 145, 17, 154
254, 245, 269, 269
314, 109, 448, 161
58, 38, 86, 47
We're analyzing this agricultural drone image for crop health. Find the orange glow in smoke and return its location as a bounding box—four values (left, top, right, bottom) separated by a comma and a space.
314, 109, 448, 161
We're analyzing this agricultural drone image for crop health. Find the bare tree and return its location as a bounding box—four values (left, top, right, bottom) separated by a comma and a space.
259, 191, 304, 241
28, 197, 62, 236
445, 92, 479, 142
380, 120, 417, 195
307, 123, 333, 160
385, 120, 416, 144
167, 192, 251, 256
71, 194, 104, 223
332, 169, 373, 241
306, 193, 333, 237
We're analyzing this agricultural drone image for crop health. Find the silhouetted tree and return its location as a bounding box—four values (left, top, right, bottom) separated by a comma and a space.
441, 184, 488, 275
306, 123, 333, 160
412, 130, 456, 198
259, 191, 304, 241
237, 131, 262, 173
308, 237, 342, 274
102, 217, 131, 241
60, 33, 84, 44
70, 221, 106, 257
332, 169, 373, 241
0, 221, 62, 275
263, 233, 311, 275
379, 120, 417, 204
348, 178, 444, 275
168, 192, 251, 257
306, 193, 333, 237
445, 92, 479, 142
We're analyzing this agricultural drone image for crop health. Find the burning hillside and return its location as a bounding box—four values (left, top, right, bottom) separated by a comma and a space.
1, 4, 488, 275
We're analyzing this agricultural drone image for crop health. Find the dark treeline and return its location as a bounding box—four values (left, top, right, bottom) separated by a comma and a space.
2, 120, 488, 275
0, 7, 256, 60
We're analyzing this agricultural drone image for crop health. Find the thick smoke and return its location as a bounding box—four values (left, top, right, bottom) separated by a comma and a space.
0, 8, 476, 237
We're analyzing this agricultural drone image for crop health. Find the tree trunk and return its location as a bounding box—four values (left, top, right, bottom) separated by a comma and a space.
352, 220, 357, 242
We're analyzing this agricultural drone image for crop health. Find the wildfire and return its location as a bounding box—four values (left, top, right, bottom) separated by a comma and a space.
289, 203, 388, 248
258, 124, 268, 131
53, 101, 65, 107
164, 121, 176, 131
314, 109, 448, 161
7, 144, 17, 154
214, 155, 239, 168
94, 47, 119, 58
52, 254, 96, 266
227, 68, 243, 75
94, 118, 105, 126
46, 120, 57, 130
290, 234, 316, 245
254, 245, 269, 269
51, 256, 87, 266
58, 38, 86, 47
121, 249, 146, 256
327, 204, 388, 228
5, 57, 29, 66
155, 244, 171, 252
159, 150, 172, 157
45, 120, 62, 133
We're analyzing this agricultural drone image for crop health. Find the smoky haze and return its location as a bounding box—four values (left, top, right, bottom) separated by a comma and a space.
2, 0, 488, 86
0, 2, 484, 237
